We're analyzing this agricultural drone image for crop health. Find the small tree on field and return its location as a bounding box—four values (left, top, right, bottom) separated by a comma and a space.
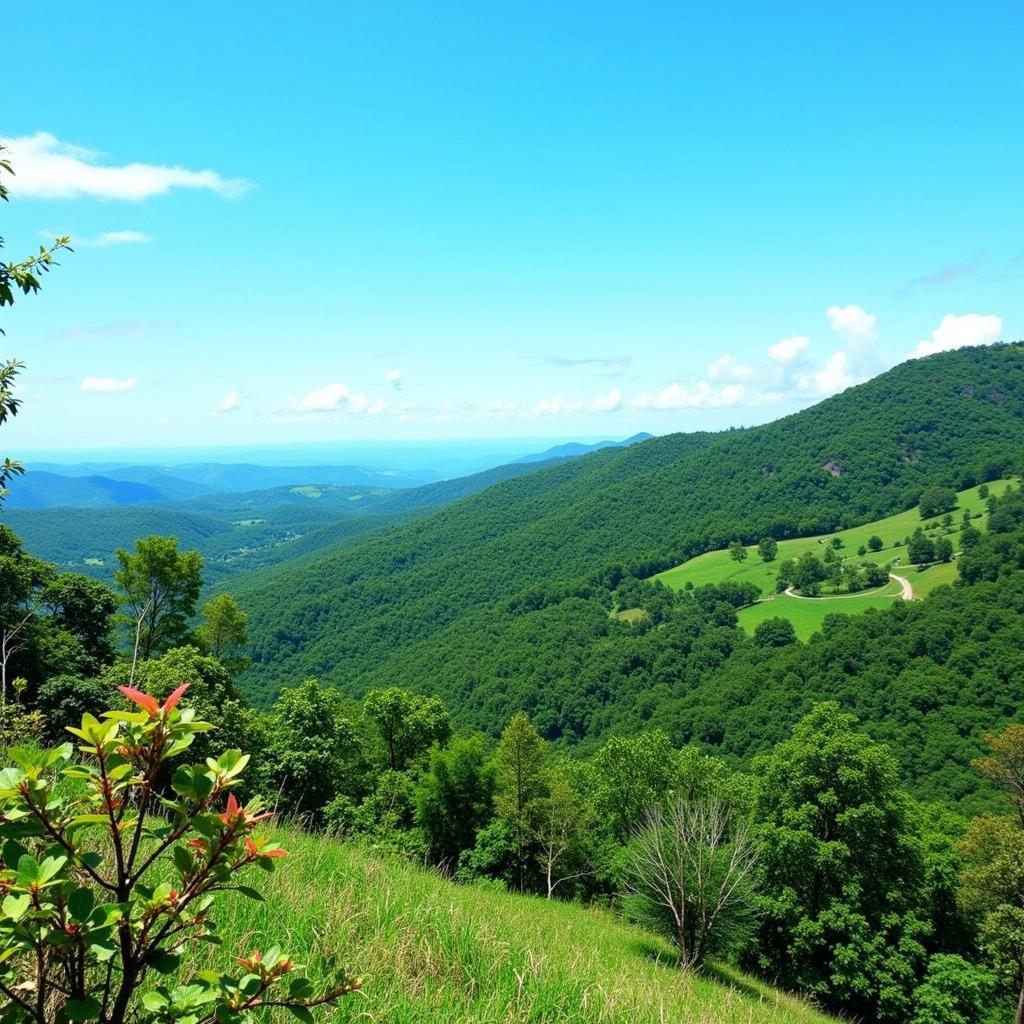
868, 535, 884, 552
0, 684, 360, 1024
624, 797, 758, 969
920, 485, 957, 520
727, 541, 747, 563
907, 529, 936, 567
935, 536, 954, 563
756, 538, 777, 562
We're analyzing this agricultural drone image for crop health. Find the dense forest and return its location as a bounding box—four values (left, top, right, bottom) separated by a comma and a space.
226, 343, 1024, 703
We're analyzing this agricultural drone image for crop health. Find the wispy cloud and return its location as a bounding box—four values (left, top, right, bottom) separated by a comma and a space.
81, 375, 137, 393
898, 256, 981, 296
1, 132, 252, 201
281, 382, 388, 420
386, 368, 403, 390
544, 354, 632, 372
76, 230, 152, 248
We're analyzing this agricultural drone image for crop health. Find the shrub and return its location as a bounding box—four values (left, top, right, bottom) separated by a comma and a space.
0, 684, 359, 1024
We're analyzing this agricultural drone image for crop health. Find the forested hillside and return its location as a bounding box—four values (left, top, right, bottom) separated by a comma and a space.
235, 344, 1024, 700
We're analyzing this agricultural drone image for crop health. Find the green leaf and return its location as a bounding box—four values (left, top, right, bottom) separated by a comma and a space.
173, 845, 194, 876
235, 886, 264, 901
285, 1006, 315, 1024
2, 893, 30, 921
68, 887, 95, 922
142, 991, 169, 1012
65, 997, 101, 1020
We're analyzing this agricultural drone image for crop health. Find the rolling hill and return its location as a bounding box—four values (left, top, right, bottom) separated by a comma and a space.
229, 344, 1024, 703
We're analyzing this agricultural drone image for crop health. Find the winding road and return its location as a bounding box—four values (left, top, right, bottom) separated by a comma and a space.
784, 572, 913, 601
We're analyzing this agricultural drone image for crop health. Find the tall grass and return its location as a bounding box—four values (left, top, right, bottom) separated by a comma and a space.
186, 825, 832, 1024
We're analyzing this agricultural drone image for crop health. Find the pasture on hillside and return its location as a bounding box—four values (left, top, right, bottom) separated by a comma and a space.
654, 480, 1013, 639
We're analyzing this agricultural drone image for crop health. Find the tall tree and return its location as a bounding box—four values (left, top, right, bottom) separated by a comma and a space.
363, 687, 451, 771
114, 535, 203, 666
751, 703, 929, 1022
494, 712, 547, 890
196, 592, 249, 672
43, 572, 118, 674
533, 767, 595, 898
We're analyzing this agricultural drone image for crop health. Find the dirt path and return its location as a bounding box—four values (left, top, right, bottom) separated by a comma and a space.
784, 572, 913, 601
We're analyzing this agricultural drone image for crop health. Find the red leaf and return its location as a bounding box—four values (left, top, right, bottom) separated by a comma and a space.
162, 683, 190, 713
117, 686, 160, 717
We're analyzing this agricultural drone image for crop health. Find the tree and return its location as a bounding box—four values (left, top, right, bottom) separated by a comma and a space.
494, 712, 547, 890
757, 537, 778, 562
910, 955, 995, 1024
624, 797, 758, 969
934, 536, 954, 563
114, 536, 203, 666
973, 723, 1024, 824
0, 526, 53, 705
43, 572, 118, 674
751, 703, 929, 1022
959, 816, 1024, 1024
920, 484, 958, 519
907, 529, 936, 566
868, 535, 884, 552
363, 687, 451, 771
415, 734, 496, 867
0, 684, 359, 1024
753, 617, 797, 648
260, 677, 369, 816
728, 540, 748, 563
532, 769, 596, 898
1, 144, 72, 502
195, 592, 249, 672
789, 551, 827, 596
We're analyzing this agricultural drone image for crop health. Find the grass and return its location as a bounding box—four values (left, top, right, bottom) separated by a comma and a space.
653, 480, 1014, 639
187, 826, 834, 1024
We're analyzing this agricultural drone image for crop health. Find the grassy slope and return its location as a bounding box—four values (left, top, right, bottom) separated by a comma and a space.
654, 480, 1012, 639
194, 826, 831, 1024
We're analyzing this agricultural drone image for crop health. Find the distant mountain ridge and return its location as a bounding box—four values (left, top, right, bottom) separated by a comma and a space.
514, 433, 654, 464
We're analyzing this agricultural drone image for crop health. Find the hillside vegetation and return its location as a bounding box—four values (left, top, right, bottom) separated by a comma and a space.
232, 344, 1024, 702
197, 826, 833, 1024
653, 479, 1010, 638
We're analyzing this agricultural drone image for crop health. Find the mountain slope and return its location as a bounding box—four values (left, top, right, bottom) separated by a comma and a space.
234, 344, 1024, 702
204, 825, 832, 1024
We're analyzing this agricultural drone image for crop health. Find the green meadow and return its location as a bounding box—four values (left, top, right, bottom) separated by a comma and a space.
187, 825, 833, 1024
653, 480, 1013, 639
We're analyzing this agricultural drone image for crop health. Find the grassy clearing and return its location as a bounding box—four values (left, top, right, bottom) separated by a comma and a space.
186, 826, 833, 1024
654, 480, 1014, 639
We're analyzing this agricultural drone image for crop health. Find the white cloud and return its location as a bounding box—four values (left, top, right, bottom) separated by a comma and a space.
81, 375, 137, 393
1, 133, 252, 201
809, 351, 855, 396
533, 394, 585, 416
215, 389, 241, 414
592, 388, 622, 412
367, 397, 388, 414
769, 335, 811, 362
77, 230, 152, 248
386, 368, 402, 390
291, 382, 352, 412
706, 354, 756, 380
826, 304, 878, 342
631, 381, 747, 410
909, 313, 1003, 359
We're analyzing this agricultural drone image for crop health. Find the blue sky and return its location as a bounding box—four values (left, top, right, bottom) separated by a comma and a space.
2, 0, 1021, 452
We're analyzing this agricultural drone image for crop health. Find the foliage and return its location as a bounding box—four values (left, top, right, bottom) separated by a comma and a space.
0, 684, 358, 1024
0, 144, 73, 502
750, 703, 930, 1022
362, 687, 451, 772
909, 954, 995, 1024
195, 594, 248, 674
920, 485, 958, 520
757, 537, 778, 562
114, 537, 203, 664
493, 713, 546, 890
624, 797, 758, 968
